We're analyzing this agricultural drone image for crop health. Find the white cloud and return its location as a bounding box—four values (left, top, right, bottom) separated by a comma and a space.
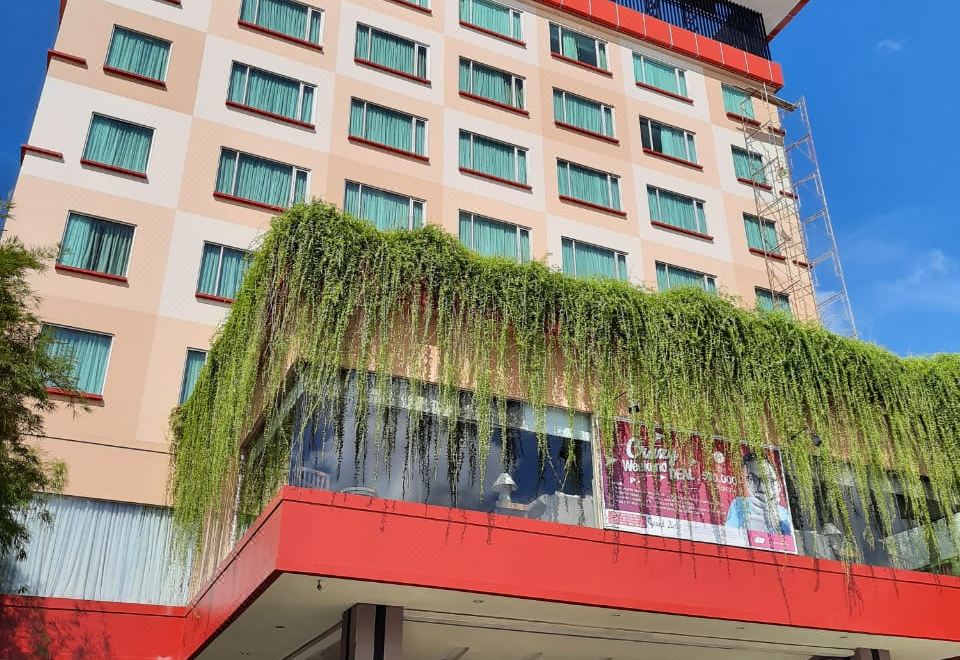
875, 38, 905, 53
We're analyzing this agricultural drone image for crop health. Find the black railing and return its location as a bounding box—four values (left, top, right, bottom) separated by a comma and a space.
613, 0, 770, 59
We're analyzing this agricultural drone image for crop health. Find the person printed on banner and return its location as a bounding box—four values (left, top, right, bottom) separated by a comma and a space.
724, 451, 792, 535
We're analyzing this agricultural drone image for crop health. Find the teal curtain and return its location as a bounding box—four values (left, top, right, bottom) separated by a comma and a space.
648, 187, 706, 234
556, 27, 601, 68
635, 55, 687, 97
723, 85, 754, 118
460, 212, 523, 261
228, 64, 247, 104
215, 150, 237, 194
554, 91, 610, 136
231, 66, 301, 120
83, 115, 153, 174
461, 0, 514, 38
197, 244, 220, 295
178, 350, 207, 405
558, 161, 619, 210
58, 213, 134, 277
361, 26, 419, 77
757, 289, 791, 314
461, 132, 523, 183
733, 147, 766, 183
233, 153, 294, 207
300, 86, 314, 124
349, 101, 419, 154
197, 244, 248, 299
46, 326, 111, 395
355, 25, 370, 59
657, 123, 691, 160
461, 60, 515, 107
106, 27, 170, 81
245, 0, 308, 41
344, 183, 414, 231
562, 238, 621, 280
294, 170, 308, 203
744, 215, 780, 253
656, 263, 715, 293
411, 201, 424, 228
308, 11, 322, 45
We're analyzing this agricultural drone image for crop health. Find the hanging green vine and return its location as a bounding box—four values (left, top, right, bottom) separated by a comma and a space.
170, 201, 960, 567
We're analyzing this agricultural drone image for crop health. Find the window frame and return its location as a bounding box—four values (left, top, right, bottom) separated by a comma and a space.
633, 53, 689, 100
722, 83, 755, 119
227, 61, 317, 126
655, 261, 717, 293
647, 186, 708, 236
42, 323, 115, 398
639, 116, 698, 165
732, 145, 768, 185
178, 348, 209, 405
459, 0, 523, 44
743, 213, 782, 255
549, 22, 608, 72
556, 159, 622, 213
355, 23, 430, 83
553, 88, 616, 139
105, 24, 173, 84
561, 237, 628, 280
55, 211, 137, 280
215, 147, 310, 210
82, 113, 156, 176
459, 130, 529, 187
239, 0, 325, 47
459, 210, 530, 264
195, 241, 251, 302
344, 181, 425, 231
459, 57, 526, 112
348, 98, 428, 158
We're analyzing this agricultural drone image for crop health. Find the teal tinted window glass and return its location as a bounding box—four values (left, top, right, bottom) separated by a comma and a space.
459, 211, 529, 263
178, 349, 207, 405
197, 243, 249, 300
557, 160, 620, 210
656, 263, 716, 293
83, 115, 153, 174
561, 238, 625, 280
240, 0, 323, 45
722, 84, 754, 118
344, 182, 422, 231
216, 149, 306, 208
349, 99, 426, 155
743, 214, 780, 254
553, 90, 614, 137
756, 288, 792, 315
45, 326, 112, 395
460, 0, 522, 40
57, 213, 134, 277
106, 27, 170, 81
647, 187, 707, 235
355, 24, 427, 79
227, 63, 315, 123
634, 54, 687, 97
459, 59, 523, 109
459, 131, 527, 184
732, 146, 766, 183
549, 24, 606, 69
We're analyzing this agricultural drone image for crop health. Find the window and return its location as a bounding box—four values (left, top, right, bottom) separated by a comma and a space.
240, 0, 323, 46
401, 0, 430, 7
57, 213, 134, 278
355, 24, 428, 81
553, 89, 615, 138
656, 262, 716, 293
459, 131, 528, 186
349, 99, 427, 157
743, 214, 780, 254
197, 243, 250, 301
459, 211, 530, 263
732, 146, 767, 184
633, 54, 688, 98
459, 58, 525, 111
215, 148, 309, 209
179, 349, 207, 404
640, 117, 697, 164
460, 0, 522, 42
549, 23, 607, 70
562, 238, 626, 280
44, 325, 112, 396
756, 288, 791, 315
228, 63, 315, 125
722, 84, 754, 119
647, 187, 707, 235
344, 181, 424, 231
105, 26, 171, 82
556, 160, 621, 211
82, 114, 154, 175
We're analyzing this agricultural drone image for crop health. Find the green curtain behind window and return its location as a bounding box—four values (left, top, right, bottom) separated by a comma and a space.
554, 91, 611, 136
656, 263, 715, 292
562, 238, 623, 280
232, 153, 294, 208
558, 161, 619, 210
459, 212, 527, 262
723, 85, 754, 118
228, 64, 302, 120
461, 0, 516, 38
460, 133, 523, 183
83, 116, 153, 173
359, 26, 420, 78
198, 244, 248, 299
757, 289, 791, 314
635, 56, 687, 97
58, 213, 134, 277
46, 327, 111, 395
648, 188, 706, 234
460, 60, 515, 107
106, 27, 169, 81
349, 100, 418, 154
557, 28, 603, 68
344, 183, 415, 231
179, 350, 207, 405
732, 147, 766, 183
655, 123, 693, 161
744, 215, 780, 253
242, 0, 308, 41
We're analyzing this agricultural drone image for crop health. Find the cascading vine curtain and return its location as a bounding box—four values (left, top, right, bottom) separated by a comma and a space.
179, 349, 208, 405
106, 27, 170, 81
460, 0, 520, 39
83, 115, 153, 174
241, 0, 321, 44
656, 263, 716, 293
459, 211, 529, 263
460, 132, 526, 183
562, 238, 625, 280
198, 244, 249, 300
45, 326, 112, 395
57, 213, 134, 277
635, 55, 687, 97
228, 63, 311, 123
557, 161, 620, 210
723, 84, 755, 118
553, 90, 613, 137
459, 59, 521, 108
744, 214, 780, 254
0, 496, 190, 605
349, 100, 424, 155
732, 147, 766, 183
648, 187, 707, 234
355, 25, 425, 79
344, 182, 421, 231
216, 149, 301, 208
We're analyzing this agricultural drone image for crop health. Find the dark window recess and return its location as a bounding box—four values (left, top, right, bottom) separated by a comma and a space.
612, 0, 770, 59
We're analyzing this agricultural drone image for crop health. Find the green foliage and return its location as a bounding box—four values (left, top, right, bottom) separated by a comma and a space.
171, 202, 960, 563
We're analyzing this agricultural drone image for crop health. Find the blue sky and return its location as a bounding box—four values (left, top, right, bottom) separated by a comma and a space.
1, 1, 958, 355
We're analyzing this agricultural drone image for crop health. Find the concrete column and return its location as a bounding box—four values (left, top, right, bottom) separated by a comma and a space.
852, 650, 892, 660
339, 604, 403, 660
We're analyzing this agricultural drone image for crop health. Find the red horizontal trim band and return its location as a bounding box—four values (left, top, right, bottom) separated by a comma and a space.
46, 386, 103, 402
635, 81, 693, 104
213, 191, 284, 213
642, 148, 703, 170
47, 49, 87, 67
768, 0, 810, 41
385, 0, 431, 14
459, 167, 531, 191
559, 195, 627, 217
780, 190, 799, 200
555, 121, 619, 145
195, 292, 235, 304
225, 100, 315, 129
749, 247, 786, 261
347, 135, 429, 162
20, 145, 64, 163
459, 91, 529, 116
238, 19, 324, 52
651, 221, 713, 242
726, 112, 762, 127
354, 57, 430, 85
550, 52, 613, 77
737, 177, 773, 191
55, 263, 128, 283
769, 125, 786, 137
794, 259, 810, 269
102, 65, 167, 88
80, 159, 148, 180
458, 20, 525, 46
157, 0, 182, 5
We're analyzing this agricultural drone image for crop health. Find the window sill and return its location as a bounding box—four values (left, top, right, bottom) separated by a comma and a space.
354, 58, 430, 85
80, 159, 148, 180
213, 191, 284, 213
20, 145, 64, 163
103, 65, 166, 89
225, 100, 315, 130
157, 0, 181, 5
459, 168, 531, 191
642, 148, 702, 171
794, 259, 810, 269
749, 247, 786, 261
770, 126, 786, 137
559, 195, 626, 217
347, 136, 428, 162
651, 221, 713, 242
458, 20, 525, 47
55, 264, 129, 283
47, 49, 87, 68
737, 177, 773, 191
459, 92, 528, 117
555, 121, 618, 145
550, 53, 612, 77
780, 190, 798, 200
196, 292, 235, 304
238, 20, 324, 52
726, 112, 761, 127
635, 81, 693, 105
386, 0, 431, 13
46, 387, 104, 403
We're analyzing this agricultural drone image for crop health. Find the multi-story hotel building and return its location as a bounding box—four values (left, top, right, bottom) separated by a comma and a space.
2, 0, 958, 658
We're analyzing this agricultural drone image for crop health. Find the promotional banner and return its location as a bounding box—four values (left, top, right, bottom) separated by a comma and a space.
600, 420, 798, 554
